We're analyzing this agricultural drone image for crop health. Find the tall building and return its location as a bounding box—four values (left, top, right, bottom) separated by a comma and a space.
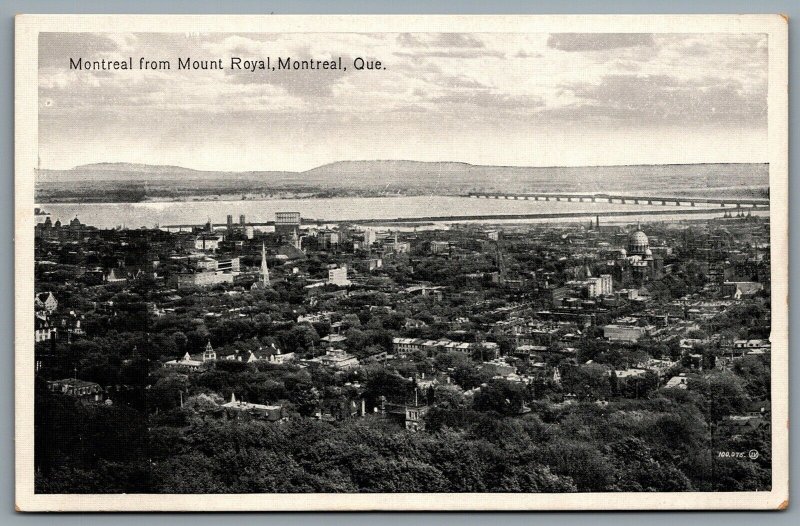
600, 274, 613, 295
239, 214, 246, 226
227, 215, 234, 230
328, 266, 350, 287
275, 211, 301, 235
363, 228, 377, 246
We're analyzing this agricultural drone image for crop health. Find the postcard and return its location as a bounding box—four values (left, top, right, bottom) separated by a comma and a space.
15, 14, 788, 511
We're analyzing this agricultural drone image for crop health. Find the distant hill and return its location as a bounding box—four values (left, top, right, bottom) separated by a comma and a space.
35, 160, 770, 203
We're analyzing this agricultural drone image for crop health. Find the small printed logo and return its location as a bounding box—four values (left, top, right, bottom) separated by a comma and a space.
748, 449, 760, 460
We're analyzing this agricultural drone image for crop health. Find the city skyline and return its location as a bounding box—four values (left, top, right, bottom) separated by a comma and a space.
39, 32, 768, 172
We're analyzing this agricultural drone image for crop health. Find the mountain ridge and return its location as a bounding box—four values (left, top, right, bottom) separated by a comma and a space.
45, 159, 768, 176
35, 160, 770, 203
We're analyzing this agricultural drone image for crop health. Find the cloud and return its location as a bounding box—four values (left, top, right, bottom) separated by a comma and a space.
38, 33, 122, 68
397, 33, 485, 48
430, 91, 545, 113
552, 74, 766, 126
36, 32, 769, 170
394, 49, 505, 59
547, 33, 655, 52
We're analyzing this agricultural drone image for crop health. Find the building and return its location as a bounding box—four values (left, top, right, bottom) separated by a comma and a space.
722, 281, 764, 299
216, 257, 241, 273
358, 258, 383, 272
35, 315, 56, 342
275, 211, 301, 235
430, 241, 450, 254
328, 266, 350, 286
47, 378, 103, 402
195, 233, 223, 252
627, 228, 650, 256
384, 401, 429, 432
321, 334, 347, 346
268, 349, 296, 364
170, 271, 234, 288
164, 352, 205, 371
253, 243, 270, 288
314, 348, 359, 370
665, 373, 690, 389
319, 231, 340, 249
600, 274, 613, 295
35, 291, 58, 313
164, 343, 216, 371
222, 393, 284, 421
202, 341, 217, 361
362, 228, 377, 246
391, 337, 498, 357
586, 277, 602, 298
603, 324, 646, 342
170, 255, 239, 289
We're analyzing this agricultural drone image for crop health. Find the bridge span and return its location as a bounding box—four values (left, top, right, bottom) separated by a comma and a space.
468, 192, 769, 208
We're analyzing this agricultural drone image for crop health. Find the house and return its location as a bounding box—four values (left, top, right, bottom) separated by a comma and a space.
164, 352, 205, 371
47, 378, 103, 402
722, 281, 763, 299
164, 343, 216, 371
665, 373, 690, 389
35, 291, 58, 313
35, 314, 56, 342
314, 348, 359, 370
268, 349, 296, 364
222, 393, 284, 421
383, 401, 429, 432
105, 267, 129, 283
320, 334, 348, 346
613, 368, 647, 380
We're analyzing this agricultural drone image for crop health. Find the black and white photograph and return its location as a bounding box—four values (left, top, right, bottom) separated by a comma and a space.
15, 14, 788, 511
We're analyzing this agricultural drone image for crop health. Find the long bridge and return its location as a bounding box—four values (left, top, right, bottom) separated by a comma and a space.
468, 192, 769, 208
159, 206, 765, 232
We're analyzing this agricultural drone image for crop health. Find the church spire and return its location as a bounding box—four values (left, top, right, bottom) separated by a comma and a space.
260, 242, 270, 286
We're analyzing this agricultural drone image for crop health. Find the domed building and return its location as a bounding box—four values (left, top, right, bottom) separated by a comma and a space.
627, 228, 649, 256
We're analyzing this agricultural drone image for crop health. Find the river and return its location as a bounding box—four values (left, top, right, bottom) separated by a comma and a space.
36, 196, 765, 230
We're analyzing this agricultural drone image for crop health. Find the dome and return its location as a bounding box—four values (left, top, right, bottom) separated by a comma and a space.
628, 230, 649, 246
627, 229, 649, 256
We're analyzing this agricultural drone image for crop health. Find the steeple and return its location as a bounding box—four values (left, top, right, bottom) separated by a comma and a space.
202, 341, 216, 362
260, 243, 270, 286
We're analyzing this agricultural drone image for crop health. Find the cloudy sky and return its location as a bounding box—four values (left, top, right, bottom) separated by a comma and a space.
39, 31, 768, 171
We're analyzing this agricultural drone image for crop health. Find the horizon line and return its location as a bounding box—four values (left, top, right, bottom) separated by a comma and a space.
36, 159, 770, 174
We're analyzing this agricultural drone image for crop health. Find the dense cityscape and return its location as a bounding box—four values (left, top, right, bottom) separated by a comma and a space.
33, 209, 772, 493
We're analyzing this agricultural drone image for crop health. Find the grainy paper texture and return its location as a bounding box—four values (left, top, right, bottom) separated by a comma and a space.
15, 14, 788, 511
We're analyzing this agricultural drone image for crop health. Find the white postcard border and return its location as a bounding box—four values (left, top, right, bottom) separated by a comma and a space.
15, 14, 789, 511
